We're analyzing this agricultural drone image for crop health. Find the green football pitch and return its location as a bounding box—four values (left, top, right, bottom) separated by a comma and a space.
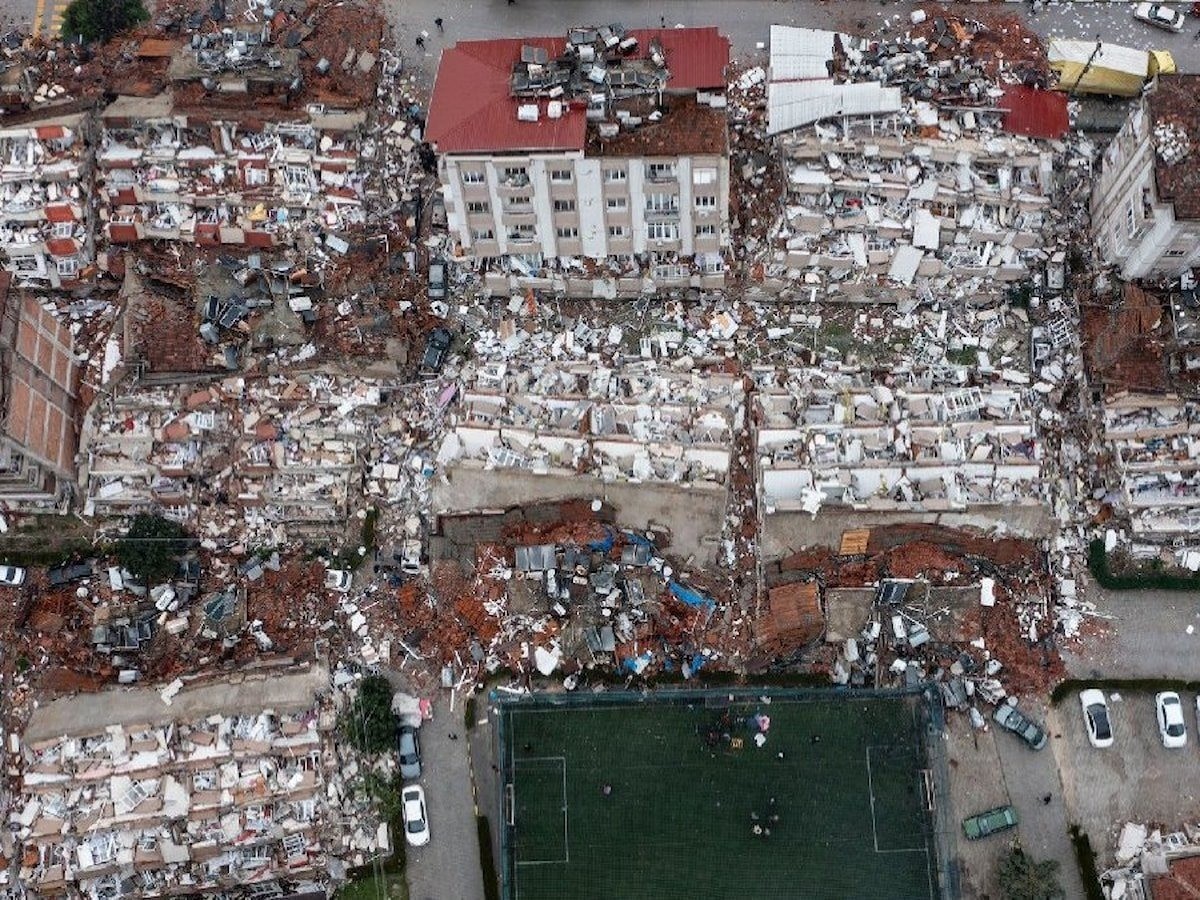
500, 693, 938, 900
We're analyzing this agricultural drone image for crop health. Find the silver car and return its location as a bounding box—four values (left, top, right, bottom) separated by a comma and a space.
397, 725, 421, 779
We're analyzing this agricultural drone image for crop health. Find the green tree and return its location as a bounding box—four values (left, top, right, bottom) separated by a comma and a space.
339, 676, 397, 754
60, 0, 148, 43
998, 847, 1065, 900
116, 513, 187, 584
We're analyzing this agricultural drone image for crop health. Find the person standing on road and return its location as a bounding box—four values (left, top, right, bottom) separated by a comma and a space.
435, 17, 443, 32
415, 35, 425, 49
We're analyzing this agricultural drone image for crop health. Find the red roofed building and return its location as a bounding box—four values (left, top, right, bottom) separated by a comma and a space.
427, 25, 732, 295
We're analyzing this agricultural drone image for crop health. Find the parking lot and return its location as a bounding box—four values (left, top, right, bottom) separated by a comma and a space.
1053, 689, 1200, 860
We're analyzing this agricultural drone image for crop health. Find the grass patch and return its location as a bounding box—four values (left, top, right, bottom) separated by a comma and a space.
0, 540, 97, 569
477, 815, 499, 900
334, 507, 380, 572
1069, 825, 1105, 900
1088, 538, 1200, 591
1051, 677, 1200, 706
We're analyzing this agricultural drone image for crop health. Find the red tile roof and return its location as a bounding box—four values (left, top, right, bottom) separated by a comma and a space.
108, 223, 139, 243
1000, 85, 1069, 140
46, 237, 77, 257
44, 204, 76, 224
427, 27, 730, 154
34, 125, 66, 140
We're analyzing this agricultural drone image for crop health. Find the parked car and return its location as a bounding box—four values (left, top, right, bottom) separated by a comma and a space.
993, 703, 1048, 751
1080, 688, 1114, 748
401, 785, 430, 847
48, 562, 93, 587
1133, 2, 1186, 31
962, 806, 1018, 840
1157, 691, 1188, 748
324, 569, 352, 593
427, 260, 447, 300
421, 327, 453, 373
0, 565, 26, 587
396, 724, 422, 779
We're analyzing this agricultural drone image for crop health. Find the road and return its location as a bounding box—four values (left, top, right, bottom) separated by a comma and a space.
404, 693, 487, 900
1063, 586, 1200, 679
385, 0, 1200, 77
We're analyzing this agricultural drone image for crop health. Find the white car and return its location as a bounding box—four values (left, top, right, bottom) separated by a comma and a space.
0, 565, 26, 587
1133, 2, 1186, 31
324, 569, 352, 593
1080, 689, 1114, 748
1157, 692, 1188, 748
402, 785, 430, 847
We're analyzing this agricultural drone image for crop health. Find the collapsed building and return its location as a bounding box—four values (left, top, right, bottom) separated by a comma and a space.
8, 668, 379, 900
0, 111, 95, 287
763, 25, 1067, 301
1091, 74, 1200, 280
426, 26, 732, 297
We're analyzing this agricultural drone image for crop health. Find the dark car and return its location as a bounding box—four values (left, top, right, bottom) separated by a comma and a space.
397, 724, 421, 779
993, 703, 1048, 751
422, 327, 453, 373
48, 562, 93, 587
427, 260, 447, 301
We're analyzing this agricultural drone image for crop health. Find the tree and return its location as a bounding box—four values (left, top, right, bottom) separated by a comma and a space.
340, 676, 398, 754
60, 0, 148, 44
998, 847, 1065, 900
116, 513, 187, 584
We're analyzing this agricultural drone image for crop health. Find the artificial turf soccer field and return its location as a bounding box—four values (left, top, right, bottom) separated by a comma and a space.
501, 693, 938, 900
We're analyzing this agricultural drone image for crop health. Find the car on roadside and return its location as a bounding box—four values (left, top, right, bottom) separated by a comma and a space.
0, 565, 26, 587
1133, 2, 1186, 31
1080, 688, 1114, 748
427, 260, 447, 301
1157, 691, 1188, 748
397, 724, 422, 779
993, 703, 1048, 751
324, 569, 352, 593
421, 327, 453, 373
402, 784, 430, 847
962, 806, 1018, 840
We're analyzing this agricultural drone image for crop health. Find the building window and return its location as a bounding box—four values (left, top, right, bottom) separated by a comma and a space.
471, 228, 494, 241
698, 253, 724, 274
502, 166, 528, 185
604, 168, 627, 182
1163, 248, 1188, 258
646, 162, 676, 181
506, 196, 532, 210
549, 169, 572, 182
607, 225, 627, 238
693, 167, 717, 185
508, 224, 536, 241
606, 197, 627, 211
53, 221, 74, 238
1125, 200, 1137, 237
654, 264, 688, 280
696, 224, 717, 237
556, 226, 578, 239
646, 194, 678, 214
695, 195, 717, 209
647, 222, 678, 241
553, 199, 576, 212
56, 257, 78, 276
461, 170, 486, 184
466, 201, 490, 214
13, 256, 41, 273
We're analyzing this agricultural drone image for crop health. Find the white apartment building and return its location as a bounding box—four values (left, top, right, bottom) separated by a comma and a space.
426, 26, 731, 297
1092, 75, 1200, 280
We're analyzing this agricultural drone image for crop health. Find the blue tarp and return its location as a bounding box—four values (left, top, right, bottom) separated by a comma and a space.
622, 652, 653, 674
588, 527, 615, 553
622, 530, 653, 547
669, 580, 716, 611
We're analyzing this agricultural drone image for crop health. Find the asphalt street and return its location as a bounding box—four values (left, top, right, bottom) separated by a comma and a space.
1063, 585, 1200, 679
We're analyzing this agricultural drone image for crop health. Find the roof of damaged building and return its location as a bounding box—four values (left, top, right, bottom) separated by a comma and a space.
1151, 857, 1200, 900
999, 85, 1068, 140
426, 26, 730, 154
1148, 74, 1200, 220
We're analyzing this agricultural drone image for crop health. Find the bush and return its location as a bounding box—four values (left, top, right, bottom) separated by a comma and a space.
1088, 538, 1200, 591
997, 847, 1064, 900
116, 514, 187, 584
339, 676, 398, 754
1069, 826, 1105, 900
477, 816, 499, 900
61, 0, 148, 42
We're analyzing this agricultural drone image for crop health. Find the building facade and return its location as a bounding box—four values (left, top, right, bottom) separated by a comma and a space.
1092, 75, 1200, 280
426, 26, 731, 296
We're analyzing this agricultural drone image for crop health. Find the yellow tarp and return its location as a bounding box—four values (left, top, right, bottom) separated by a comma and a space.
1050, 60, 1144, 97
1150, 50, 1177, 76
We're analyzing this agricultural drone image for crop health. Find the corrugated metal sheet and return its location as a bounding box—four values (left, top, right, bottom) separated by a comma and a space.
767, 79, 902, 136
999, 85, 1069, 140
768, 25, 837, 81
426, 28, 730, 154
